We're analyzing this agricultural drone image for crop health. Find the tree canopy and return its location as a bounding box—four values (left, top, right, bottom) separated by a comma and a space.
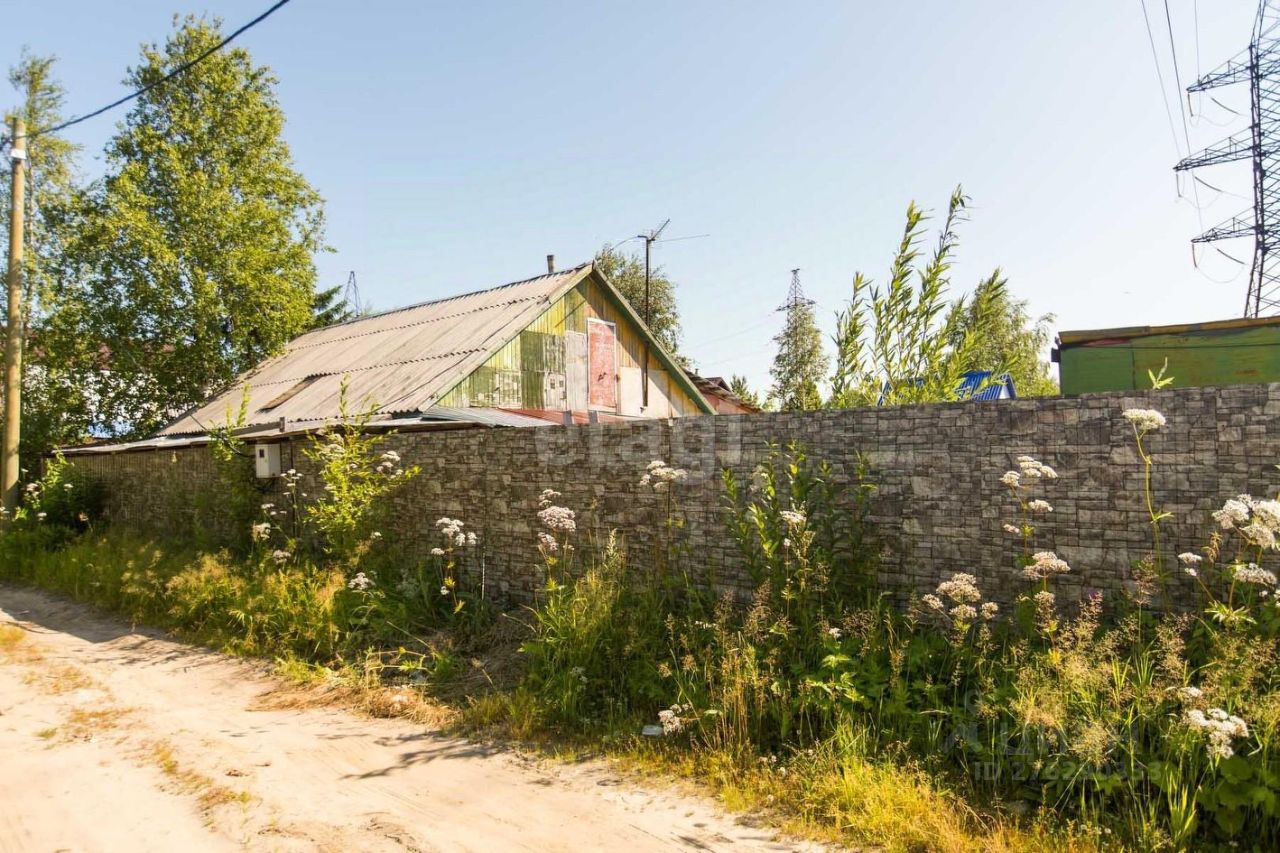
945, 272, 1057, 397
3, 51, 92, 460
43, 17, 327, 438
594, 243, 684, 361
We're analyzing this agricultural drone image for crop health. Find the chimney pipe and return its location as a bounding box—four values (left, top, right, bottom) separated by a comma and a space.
546, 254, 555, 274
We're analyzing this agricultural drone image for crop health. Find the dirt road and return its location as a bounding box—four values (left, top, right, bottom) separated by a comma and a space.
0, 585, 814, 853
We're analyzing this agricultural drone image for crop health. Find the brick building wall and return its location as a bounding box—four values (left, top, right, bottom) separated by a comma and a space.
67, 384, 1280, 608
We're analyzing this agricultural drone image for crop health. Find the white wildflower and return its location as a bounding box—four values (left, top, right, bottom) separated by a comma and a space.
430, 547, 445, 556
538, 488, 562, 508
827, 627, 843, 640
1033, 590, 1056, 608
1178, 686, 1204, 702
1002, 523, 1021, 535
779, 509, 806, 527
999, 471, 1020, 488
1233, 563, 1278, 586
1183, 707, 1249, 759
440, 586, 450, 596
936, 573, 981, 604
1027, 499, 1053, 514
980, 602, 999, 620
1242, 521, 1278, 550
1213, 498, 1251, 530
465, 531, 478, 547
1022, 550, 1071, 580
949, 604, 978, 622
347, 572, 373, 591
658, 703, 689, 735
537, 531, 559, 553
1178, 552, 1203, 566
1254, 499, 1280, 531
538, 504, 577, 533
251, 521, 271, 542
436, 517, 465, 537
1122, 408, 1167, 431
921, 594, 945, 611
371, 531, 382, 540
271, 549, 291, 565
641, 461, 688, 490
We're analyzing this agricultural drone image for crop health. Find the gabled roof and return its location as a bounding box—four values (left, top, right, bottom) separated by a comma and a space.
158, 262, 710, 437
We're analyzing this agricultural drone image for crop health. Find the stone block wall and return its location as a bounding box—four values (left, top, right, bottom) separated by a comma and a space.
67, 384, 1280, 608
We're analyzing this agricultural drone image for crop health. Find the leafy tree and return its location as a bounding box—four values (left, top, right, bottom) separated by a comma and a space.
1, 51, 91, 459
46, 17, 327, 438
769, 295, 828, 411
829, 187, 1008, 408
945, 272, 1057, 396
728, 374, 765, 410
594, 243, 683, 360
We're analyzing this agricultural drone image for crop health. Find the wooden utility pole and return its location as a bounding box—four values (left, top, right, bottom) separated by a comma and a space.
3, 117, 25, 511
638, 219, 669, 409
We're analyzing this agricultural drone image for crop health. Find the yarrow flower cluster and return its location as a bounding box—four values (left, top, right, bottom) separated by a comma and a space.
347, 572, 373, 591
923, 573, 998, 629
251, 521, 271, 542
1027, 499, 1053, 514
271, 549, 291, 566
376, 450, 402, 476
435, 517, 477, 548
537, 531, 559, 553
1232, 562, 1278, 587
1022, 550, 1071, 581
1122, 408, 1167, 432
538, 504, 577, 534
1015, 455, 1058, 480
1213, 494, 1280, 552
639, 460, 688, 492
658, 703, 691, 735
1183, 707, 1249, 759
936, 573, 981, 604
779, 509, 806, 528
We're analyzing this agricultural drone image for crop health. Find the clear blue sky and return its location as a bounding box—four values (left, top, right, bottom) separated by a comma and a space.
0, 1, 1261, 393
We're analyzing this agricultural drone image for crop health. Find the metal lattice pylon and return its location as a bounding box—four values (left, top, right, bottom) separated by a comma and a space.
1176, 1, 1280, 316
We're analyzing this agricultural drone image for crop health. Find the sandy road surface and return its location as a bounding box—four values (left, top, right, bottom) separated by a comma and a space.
0, 585, 816, 853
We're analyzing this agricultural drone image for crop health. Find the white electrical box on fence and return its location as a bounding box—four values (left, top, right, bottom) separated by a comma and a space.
254, 444, 281, 479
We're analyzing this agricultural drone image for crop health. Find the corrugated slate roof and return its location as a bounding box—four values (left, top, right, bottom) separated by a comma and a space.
158, 265, 594, 436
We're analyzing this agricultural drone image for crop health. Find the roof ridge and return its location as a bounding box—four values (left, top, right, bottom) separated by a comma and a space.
304, 261, 593, 335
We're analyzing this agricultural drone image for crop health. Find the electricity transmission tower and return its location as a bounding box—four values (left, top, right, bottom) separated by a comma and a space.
777, 268, 814, 313
1175, 0, 1280, 316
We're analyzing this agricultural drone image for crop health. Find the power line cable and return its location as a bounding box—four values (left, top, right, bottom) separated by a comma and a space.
5, 0, 294, 146
1211, 95, 1243, 117
1140, 0, 1187, 157
1162, 0, 1194, 151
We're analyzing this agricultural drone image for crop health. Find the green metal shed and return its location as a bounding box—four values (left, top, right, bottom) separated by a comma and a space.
1056, 315, 1280, 395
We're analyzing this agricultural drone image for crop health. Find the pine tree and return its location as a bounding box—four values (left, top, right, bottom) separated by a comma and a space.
728, 374, 764, 410
46, 17, 327, 438
769, 282, 828, 411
